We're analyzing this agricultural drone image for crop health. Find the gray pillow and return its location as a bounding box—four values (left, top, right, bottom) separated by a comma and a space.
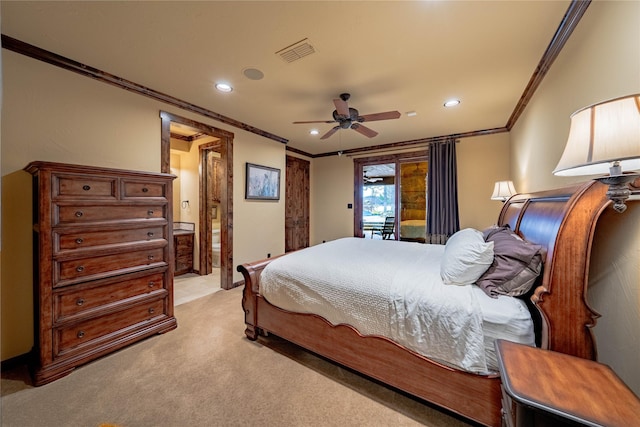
475, 226, 545, 298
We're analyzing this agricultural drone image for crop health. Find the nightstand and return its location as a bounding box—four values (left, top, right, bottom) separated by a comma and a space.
495, 339, 640, 427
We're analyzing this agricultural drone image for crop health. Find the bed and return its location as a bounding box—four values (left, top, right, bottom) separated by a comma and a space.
238, 181, 610, 427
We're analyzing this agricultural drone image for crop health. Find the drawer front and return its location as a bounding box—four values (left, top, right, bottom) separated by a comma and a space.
55, 298, 166, 357
56, 248, 166, 286
56, 205, 165, 224
122, 180, 167, 198
56, 226, 165, 251
55, 175, 117, 199
54, 272, 165, 320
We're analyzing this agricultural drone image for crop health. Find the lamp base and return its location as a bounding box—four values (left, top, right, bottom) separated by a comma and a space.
595, 173, 640, 213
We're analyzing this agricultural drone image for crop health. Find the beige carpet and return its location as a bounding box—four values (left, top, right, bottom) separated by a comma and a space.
1, 288, 472, 427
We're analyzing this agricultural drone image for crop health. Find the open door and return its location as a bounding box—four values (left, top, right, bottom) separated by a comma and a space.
160, 111, 235, 289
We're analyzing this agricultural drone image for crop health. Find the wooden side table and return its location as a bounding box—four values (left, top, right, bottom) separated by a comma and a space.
495, 339, 640, 427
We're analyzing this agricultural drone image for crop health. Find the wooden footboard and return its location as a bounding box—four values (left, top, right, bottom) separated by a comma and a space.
237, 180, 610, 427
238, 268, 503, 426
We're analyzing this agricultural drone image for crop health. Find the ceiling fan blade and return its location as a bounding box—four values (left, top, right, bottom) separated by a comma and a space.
320, 126, 340, 140
351, 123, 378, 138
333, 98, 350, 117
293, 120, 336, 124
358, 111, 401, 122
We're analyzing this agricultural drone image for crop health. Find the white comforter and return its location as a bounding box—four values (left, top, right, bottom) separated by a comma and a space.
260, 238, 492, 373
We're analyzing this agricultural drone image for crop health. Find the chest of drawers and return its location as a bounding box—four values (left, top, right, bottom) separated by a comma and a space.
25, 161, 178, 385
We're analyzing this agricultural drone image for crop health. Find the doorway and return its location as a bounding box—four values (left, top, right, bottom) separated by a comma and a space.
354, 151, 428, 242
160, 111, 235, 290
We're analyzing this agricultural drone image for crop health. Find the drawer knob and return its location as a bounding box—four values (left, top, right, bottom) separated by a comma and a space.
76, 298, 85, 306
82, 185, 91, 191
147, 231, 154, 238
147, 210, 154, 216
75, 211, 84, 218
148, 281, 156, 288
76, 266, 85, 273
142, 187, 149, 193
148, 255, 154, 261
75, 238, 84, 244
77, 330, 85, 339
148, 307, 155, 314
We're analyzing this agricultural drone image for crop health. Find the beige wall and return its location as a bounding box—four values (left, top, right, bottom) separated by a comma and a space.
310, 155, 354, 245
1, 50, 286, 360
457, 133, 510, 230
509, 0, 640, 394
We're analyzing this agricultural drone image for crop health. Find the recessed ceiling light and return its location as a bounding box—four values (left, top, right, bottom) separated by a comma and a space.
215, 83, 233, 93
444, 99, 460, 108
310, 129, 319, 135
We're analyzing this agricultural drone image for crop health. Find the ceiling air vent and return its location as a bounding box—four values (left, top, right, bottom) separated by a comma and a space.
276, 38, 315, 63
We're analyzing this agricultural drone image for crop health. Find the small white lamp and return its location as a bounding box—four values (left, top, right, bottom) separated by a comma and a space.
491, 180, 517, 202
553, 94, 640, 213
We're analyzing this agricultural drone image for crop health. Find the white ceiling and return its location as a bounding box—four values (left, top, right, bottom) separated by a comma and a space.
2, 1, 572, 155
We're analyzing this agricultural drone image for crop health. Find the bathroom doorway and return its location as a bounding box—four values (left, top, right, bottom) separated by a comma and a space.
160, 111, 235, 290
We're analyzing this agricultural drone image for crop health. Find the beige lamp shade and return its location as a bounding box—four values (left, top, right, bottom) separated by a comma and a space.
554, 94, 640, 176
491, 180, 516, 201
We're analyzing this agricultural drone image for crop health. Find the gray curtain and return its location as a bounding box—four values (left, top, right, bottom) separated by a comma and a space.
426, 139, 460, 244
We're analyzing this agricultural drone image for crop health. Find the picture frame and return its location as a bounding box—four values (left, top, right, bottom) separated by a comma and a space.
245, 162, 280, 200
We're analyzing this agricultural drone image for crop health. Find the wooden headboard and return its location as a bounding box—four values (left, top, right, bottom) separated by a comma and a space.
498, 180, 610, 361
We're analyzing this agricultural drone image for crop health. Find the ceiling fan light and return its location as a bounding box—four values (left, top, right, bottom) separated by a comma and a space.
309, 129, 319, 135
444, 99, 460, 108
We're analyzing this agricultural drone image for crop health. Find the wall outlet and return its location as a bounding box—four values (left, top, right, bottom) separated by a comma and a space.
267, 253, 271, 258
347, 203, 353, 209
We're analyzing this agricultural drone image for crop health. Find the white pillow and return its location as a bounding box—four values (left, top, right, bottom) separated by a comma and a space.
440, 228, 494, 285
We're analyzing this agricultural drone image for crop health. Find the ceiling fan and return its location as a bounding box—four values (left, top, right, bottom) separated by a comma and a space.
363, 174, 383, 183
293, 93, 401, 140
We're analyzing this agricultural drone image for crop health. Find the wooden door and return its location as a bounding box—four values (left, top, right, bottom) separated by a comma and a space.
199, 143, 222, 275
285, 155, 310, 252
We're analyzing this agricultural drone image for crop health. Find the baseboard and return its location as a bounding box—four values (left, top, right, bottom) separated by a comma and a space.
1, 352, 31, 371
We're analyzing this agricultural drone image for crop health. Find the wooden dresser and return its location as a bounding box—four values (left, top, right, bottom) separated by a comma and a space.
25, 161, 178, 386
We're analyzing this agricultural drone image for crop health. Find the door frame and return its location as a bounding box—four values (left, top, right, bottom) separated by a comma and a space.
353, 150, 428, 238
160, 111, 235, 290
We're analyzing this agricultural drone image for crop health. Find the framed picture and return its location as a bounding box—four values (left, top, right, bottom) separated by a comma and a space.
245, 163, 280, 200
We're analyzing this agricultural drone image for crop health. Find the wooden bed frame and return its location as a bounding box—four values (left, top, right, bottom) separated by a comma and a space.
237, 181, 610, 427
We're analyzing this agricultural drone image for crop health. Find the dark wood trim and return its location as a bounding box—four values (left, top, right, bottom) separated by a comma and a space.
0, 352, 31, 372
314, 127, 507, 158
1, 34, 287, 145
161, 111, 234, 290
506, 0, 591, 129
285, 146, 314, 159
